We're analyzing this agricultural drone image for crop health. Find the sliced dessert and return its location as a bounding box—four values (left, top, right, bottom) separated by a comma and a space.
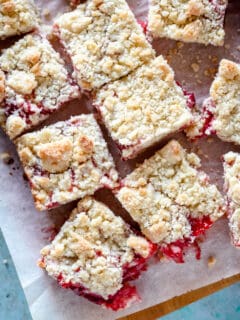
16, 115, 118, 211
223, 152, 240, 247
39, 197, 156, 310
93, 56, 193, 160
0, 0, 39, 39
148, 0, 228, 46
116, 140, 225, 262
53, 0, 154, 91
0, 33, 79, 140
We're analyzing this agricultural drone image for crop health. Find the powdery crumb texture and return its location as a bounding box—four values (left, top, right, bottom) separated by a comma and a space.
148, 0, 228, 46
40, 197, 154, 309
116, 140, 225, 244
210, 59, 240, 144
53, 0, 155, 91
223, 152, 240, 247
0, 33, 79, 140
94, 56, 192, 160
16, 115, 118, 211
0, 0, 39, 39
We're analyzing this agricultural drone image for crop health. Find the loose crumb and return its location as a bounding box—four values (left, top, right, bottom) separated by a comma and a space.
208, 256, 216, 268
0, 152, 14, 165
191, 63, 200, 73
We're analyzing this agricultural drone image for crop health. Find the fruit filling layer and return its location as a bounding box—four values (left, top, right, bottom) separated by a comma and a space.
39, 197, 156, 310
16, 115, 118, 211
53, 0, 154, 91
116, 140, 225, 258
94, 56, 192, 160
0, 33, 79, 139
148, 0, 228, 46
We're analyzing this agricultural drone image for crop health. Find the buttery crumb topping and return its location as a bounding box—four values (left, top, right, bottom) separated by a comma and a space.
0, 0, 39, 39
16, 115, 118, 211
53, 0, 155, 91
94, 56, 192, 160
40, 197, 152, 299
223, 152, 240, 246
148, 0, 228, 46
116, 140, 225, 244
0, 33, 79, 139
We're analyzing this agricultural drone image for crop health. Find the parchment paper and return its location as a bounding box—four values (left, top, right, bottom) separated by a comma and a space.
0, 1, 240, 319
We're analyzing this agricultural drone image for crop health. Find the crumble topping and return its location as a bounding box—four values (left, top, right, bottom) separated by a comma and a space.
16, 115, 118, 211
116, 140, 225, 244
94, 56, 192, 160
148, 0, 228, 46
40, 197, 153, 300
53, 0, 154, 91
0, 0, 39, 39
223, 152, 240, 246
0, 33, 79, 139
210, 59, 240, 144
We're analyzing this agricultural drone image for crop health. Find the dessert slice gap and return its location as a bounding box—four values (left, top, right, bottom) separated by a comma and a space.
0, 32, 79, 140
115, 140, 225, 262
16, 114, 119, 211
93, 56, 193, 160
53, 0, 154, 92
223, 152, 240, 247
148, 0, 228, 46
0, 0, 39, 40
186, 59, 240, 141
39, 197, 156, 310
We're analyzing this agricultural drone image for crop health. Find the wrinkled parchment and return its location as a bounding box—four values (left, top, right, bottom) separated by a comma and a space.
0, 1, 240, 319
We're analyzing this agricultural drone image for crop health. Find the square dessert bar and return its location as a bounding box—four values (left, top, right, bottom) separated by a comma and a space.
209, 59, 240, 144
53, 0, 154, 91
148, 0, 228, 46
16, 115, 118, 211
94, 56, 193, 160
116, 140, 225, 261
0, 0, 39, 39
39, 197, 156, 310
223, 152, 240, 247
0, 33, 79, 140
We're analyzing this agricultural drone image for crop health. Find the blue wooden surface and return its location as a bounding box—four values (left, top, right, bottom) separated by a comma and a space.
0, 229, 32, 320
161, 283, 240, 320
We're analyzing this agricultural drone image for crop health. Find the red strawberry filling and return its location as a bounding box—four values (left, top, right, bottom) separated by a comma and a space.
137, 20, 148, 34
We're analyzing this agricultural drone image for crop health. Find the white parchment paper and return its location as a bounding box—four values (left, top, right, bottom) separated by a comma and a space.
0, 1, 240, 319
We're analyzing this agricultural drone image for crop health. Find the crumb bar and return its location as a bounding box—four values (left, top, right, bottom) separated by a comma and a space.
0, 33, 79, 140
0, 0, 39, 39
16, 115, 118, 211
94, 56, 193, 160
116, 140, 225, 259
209, 59, 240, 144
148, 0, 228, 46
39, 197, 156, 310
53, 0, 154, 91
223, 152, 240, 247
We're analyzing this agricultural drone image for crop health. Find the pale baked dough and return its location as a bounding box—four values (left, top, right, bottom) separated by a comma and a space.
116, 140, 225, 244
53, 0, 154, 91
16, 115, 118, 211
0, 33, 79, 140
148, 0, 228, 46
40, 197, 152, 300
94, 56, 192, 160
0, 0, 39, 39
223, 152, 240, 246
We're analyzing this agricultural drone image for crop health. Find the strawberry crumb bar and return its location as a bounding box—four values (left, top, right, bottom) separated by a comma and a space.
94, 56, 193, 160
53, 0, 154, 91
223, 152, 240, 247
0, 33, 79, 140
148, 0, 228, 46
39, 197, 156, 310
0, 0, 39, 40
116, 140, 225, 262
16, 115, 118, 211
